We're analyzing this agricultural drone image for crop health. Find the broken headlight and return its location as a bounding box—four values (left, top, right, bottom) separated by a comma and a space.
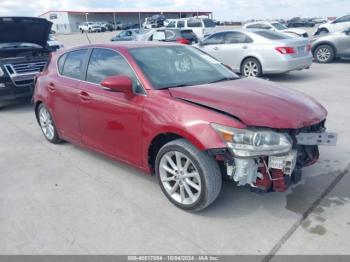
211, 123, 292, 157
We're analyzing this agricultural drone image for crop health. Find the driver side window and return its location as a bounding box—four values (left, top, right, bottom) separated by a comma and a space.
203, 32, 225, 45
86, 48, 144, 94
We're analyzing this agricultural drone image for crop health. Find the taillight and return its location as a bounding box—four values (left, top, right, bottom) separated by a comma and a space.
306, 44, 311, 52
176, 38, 190, 44
275, 47, 295, 54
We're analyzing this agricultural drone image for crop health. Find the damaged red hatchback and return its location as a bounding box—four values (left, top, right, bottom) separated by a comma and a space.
34, 42, 337, 211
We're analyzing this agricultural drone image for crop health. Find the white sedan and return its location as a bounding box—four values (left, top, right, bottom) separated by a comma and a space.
244, 21, 309, 38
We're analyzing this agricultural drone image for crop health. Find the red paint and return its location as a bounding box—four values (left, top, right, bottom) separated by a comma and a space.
271, 169, 287, 192
34, 43, 328, 174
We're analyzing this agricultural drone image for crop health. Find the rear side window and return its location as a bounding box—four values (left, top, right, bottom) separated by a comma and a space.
181, 30, 197, 40
203, 19, 216, 28
177, 20, 185, 28
61, 49, 87, 79
167, 21, 176, 28
253, 30, 290, 39
187, 19, 202, 27
57, 53, 67, 74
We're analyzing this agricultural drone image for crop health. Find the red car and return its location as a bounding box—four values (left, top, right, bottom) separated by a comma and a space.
33, 42, 337, 211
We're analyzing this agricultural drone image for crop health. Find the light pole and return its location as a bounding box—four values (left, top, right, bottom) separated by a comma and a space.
85, 12, 89, 24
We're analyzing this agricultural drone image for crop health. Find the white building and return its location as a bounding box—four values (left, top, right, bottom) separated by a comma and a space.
39, 10, 213, 34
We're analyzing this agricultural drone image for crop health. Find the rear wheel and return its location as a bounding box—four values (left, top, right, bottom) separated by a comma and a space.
241, 58, 262, 77
314, 44, 335, 63
155, 138, 222, 212
38, 103, 61, 144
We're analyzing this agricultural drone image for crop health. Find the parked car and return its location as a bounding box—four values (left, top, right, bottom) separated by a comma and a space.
315, 15, 350, 35
110, 29, 142, 41
143, 17, 157, 29
0, 17, 52, 106
197, 29, 312, 77
166, 18, 216, 39
79, 22, 101, 33
33, 42, 337, 211
138, 28, 198, 44
287, 18, 315, 28
244, 21, 309, 38
311, 28, 350, 63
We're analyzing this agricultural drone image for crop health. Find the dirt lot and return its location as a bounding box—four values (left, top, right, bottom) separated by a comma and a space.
0, 27, 350, 257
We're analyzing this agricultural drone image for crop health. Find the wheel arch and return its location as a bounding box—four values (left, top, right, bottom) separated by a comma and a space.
147, 130, 208, 173
312, 41, 337, 57
240, 56, 263, 74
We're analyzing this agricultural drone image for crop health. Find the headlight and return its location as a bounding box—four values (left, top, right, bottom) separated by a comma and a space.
0, 67, 4, 77
211, 123, 292, 157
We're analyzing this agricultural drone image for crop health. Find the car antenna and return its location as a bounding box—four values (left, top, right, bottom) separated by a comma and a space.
85, 31, 91, 44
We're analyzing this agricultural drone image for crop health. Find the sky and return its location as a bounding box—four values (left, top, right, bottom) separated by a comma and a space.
0, 0, 348, 21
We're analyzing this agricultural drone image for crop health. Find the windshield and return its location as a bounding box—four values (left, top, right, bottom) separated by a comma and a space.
271, 22, 287, 30
0, 42, 43, 49
129, 46, 238, 89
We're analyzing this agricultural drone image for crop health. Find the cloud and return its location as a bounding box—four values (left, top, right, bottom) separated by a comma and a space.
0, 0, 348, 20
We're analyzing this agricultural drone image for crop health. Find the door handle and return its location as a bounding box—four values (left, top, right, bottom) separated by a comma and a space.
213, 47, 219, 51
47, 82, 56, 92
79, 91, 91, 102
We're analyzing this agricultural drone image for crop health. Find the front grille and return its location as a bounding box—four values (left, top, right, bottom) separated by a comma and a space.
3, 60, 47, 87
6, 60, 47, 74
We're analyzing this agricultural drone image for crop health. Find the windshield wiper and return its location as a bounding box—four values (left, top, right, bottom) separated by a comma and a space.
207, 77, 238, 84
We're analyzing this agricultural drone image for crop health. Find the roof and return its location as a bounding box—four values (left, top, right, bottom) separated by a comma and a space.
39, 10, 212, 17
67, 41, 181, 52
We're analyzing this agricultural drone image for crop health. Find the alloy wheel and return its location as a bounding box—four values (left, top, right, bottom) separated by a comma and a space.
243, 61, 259, 77
39, 106, 55, 140
159, 151, 201, 205
316, 47, 331, 62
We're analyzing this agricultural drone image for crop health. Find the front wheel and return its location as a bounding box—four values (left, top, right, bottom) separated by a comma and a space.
38, 103, 61, 144
314, 45, 335, 63
241, 58, 262, 77
155, 139, 222, 212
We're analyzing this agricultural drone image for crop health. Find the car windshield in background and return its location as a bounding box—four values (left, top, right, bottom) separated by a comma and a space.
203, 19, 216, 27
0, 42, 43, 49
253, 30, 291, 40
271, 22, 288, 30
130, 46, 238, 89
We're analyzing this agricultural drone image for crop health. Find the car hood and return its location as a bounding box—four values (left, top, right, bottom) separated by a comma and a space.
168, 78, 327, 129
0, 17, 52, 47
282, 28, 307, 35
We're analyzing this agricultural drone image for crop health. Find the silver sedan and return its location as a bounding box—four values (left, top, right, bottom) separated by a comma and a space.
311, 28, 350, 63
197, 29, 313, 77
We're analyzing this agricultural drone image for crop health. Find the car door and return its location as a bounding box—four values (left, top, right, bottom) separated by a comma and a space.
199, 32, 225, 59
336, 30, 350, 57
48, 49, 88, 142
77, 48, 145, 166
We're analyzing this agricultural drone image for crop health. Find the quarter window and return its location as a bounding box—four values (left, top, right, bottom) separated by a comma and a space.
86, 48, 143, 93
187, 19, 202, 27
61, 49, 87, 79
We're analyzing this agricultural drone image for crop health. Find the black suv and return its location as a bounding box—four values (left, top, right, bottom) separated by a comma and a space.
0, 17, 52, 106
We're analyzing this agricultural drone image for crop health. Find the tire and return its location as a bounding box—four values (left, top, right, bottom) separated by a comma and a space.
314, 44, 335, 63
155, 138, 222, 212
37, 103, 61, 144
241, 58, 262, 77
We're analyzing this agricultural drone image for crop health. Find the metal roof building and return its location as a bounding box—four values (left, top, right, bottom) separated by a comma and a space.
39, 10, 213, 34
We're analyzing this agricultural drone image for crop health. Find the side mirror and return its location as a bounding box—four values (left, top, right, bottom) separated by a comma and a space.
100, 75, 133, 96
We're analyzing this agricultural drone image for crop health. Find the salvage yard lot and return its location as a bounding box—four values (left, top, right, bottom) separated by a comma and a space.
1, 27, 350, 256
